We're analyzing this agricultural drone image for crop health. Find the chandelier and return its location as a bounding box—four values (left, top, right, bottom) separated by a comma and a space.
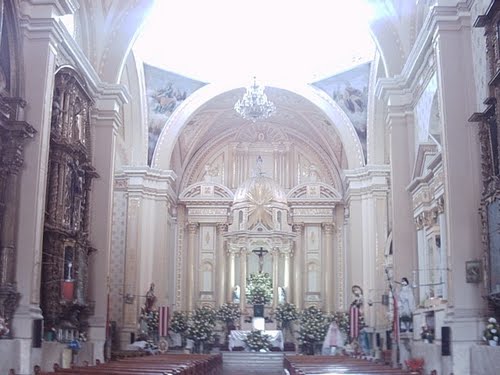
234, 77, 276, 122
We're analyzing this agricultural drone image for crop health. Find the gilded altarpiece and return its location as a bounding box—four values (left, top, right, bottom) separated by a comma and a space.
472, 1, 500, 311
41, 68, 97, 337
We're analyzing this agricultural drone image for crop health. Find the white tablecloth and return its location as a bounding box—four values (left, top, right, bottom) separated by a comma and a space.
229, 330, 284, 351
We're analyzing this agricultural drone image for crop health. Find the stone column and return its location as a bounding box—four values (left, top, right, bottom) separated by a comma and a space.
216, 224, 227, 305
386, 108, 418, 281
292, 224, 304, 309
186, 223, 198, 311
272, 248, 279, 309
227, 249, 237, 303
89, 91, 128, 360
239, 248, 248, 311
433, 16, 482, 312
282, 248, 292, 299
322, 223, 335, 312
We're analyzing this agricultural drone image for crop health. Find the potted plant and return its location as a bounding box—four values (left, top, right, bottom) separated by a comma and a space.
405, 357, 424, 374
186, 306, 216, 353
297, 306, 328, 355
483, 317, 499, 346
170, 311, 189, 347
275, 303, 298, 344
216, 303, 241, 343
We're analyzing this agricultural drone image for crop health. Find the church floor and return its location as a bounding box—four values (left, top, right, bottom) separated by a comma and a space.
222, 351, 284, 375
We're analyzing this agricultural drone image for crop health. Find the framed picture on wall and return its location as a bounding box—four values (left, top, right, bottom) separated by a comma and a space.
465, 260, 482, 284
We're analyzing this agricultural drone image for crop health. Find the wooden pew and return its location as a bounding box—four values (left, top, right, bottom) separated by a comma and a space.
284, 355, 411, 375
42, 353, 222, 375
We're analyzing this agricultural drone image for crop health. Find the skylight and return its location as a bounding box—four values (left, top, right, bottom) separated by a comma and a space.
133, 0, 376, 85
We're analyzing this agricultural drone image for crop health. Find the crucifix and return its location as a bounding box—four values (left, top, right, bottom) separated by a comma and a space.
252, 247, 268, 273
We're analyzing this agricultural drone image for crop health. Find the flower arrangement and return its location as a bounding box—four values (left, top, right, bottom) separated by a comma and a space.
170, 311, 189, 334
297, 306, 328, 347
405, 357, 424, 372
186, 306, 216, 344
246, 273, 273, 305
216, 303, 241, 324
420, 324, 434, 343
483, 317, 499, 345
275, 303, 298, 327
244, 330, 272, 351
329, 311, 350, 335
140, 306, 159, 335
0, 316, 10, 338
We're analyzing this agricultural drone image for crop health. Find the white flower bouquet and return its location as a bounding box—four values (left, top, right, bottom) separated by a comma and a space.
275, 303, 298, 326
244, 330, 272, 351
246, 273, 273, 305
483, 317, 499, 345
216, 303, 241, 324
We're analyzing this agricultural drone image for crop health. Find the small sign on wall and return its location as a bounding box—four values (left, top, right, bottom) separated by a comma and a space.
465, 260, 482, 283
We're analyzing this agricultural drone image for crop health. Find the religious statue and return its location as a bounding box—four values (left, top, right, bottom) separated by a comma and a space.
253, 247, 268, 273
278, 286, 286, 305
232, 285, 240, 304
398, 277, 415, 332
349, 285, 364, 341
145, 283, 157, 313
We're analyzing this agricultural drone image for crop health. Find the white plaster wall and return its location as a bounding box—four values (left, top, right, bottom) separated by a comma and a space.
471, 0, 493, 112
414, 74, 438, 148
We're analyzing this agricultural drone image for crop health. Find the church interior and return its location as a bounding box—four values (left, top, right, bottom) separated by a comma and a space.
1, 0, 500, 374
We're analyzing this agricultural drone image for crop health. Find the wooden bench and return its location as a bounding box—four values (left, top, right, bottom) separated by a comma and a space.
42, 353, 222, 375
284, 355, 411, 375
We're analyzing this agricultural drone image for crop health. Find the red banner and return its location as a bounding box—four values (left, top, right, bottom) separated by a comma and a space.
159, 306, 169, 337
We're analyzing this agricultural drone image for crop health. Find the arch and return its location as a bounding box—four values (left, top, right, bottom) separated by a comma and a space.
288, 182, 343, 201
152, 81, 365, 171
178, 181, 235, 202
367, 4, 407, 78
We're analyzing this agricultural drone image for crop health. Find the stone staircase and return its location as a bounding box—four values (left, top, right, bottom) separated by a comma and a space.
222, 351, 284, 375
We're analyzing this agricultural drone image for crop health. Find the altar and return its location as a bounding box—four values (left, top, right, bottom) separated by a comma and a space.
228, 330, 284, 351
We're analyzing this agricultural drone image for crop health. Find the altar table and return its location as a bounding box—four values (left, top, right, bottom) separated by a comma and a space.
229, 330, 284, 351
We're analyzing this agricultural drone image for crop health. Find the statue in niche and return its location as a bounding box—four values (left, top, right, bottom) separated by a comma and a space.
307, 164, 319, 182
203, 163, 219, 182
145, 283, 157, 313
232, 285, 240, 304
278, 286, 286, 305
66, 160, 84, 229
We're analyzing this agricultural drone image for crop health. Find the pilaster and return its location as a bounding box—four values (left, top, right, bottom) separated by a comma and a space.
292, 224, 304, 309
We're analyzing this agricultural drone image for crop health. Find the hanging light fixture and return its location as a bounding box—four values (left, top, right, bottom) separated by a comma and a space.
234, 77, 276, 122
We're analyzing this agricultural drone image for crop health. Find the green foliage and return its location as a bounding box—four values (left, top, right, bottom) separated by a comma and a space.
140, 307, 159, 335
275, 303, 298, 325
170, 311, 189, 334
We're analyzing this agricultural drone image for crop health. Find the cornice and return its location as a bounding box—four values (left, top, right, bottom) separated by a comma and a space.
376, 2, 471, 108
114, 167, 177, 200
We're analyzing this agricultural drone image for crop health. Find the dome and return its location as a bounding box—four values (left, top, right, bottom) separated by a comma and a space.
233, 175, 287, 205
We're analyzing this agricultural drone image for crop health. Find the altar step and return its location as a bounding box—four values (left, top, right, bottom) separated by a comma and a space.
222, 351, 284, 375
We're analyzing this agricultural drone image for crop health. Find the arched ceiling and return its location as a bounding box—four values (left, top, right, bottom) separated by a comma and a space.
161, 86, 354, 192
